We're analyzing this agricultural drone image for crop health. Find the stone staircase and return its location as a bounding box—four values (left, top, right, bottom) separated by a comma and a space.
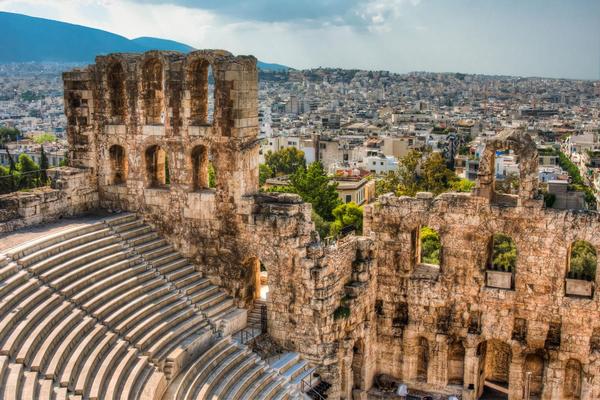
0, 213, 305, 399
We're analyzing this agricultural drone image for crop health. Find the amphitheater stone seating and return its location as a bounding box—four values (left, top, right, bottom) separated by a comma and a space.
0, 213, 310, 399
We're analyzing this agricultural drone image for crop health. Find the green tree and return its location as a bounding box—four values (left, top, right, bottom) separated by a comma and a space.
375, 170, 400, 196
16, 153, 40, 189
265, 147, 306, 176
396, 150, 422, 196
450, 178, 475, 193
33, 132, 57, 145
421, 152, 458, 194
259, 163, 273, 186
420, 226, 441, 265
290, 161, 341, 220
569, 240, 597, 280
0, 126, 20, 145
329, 202, 364, 236
0, 165, 12, 194
490, 234, 517, 272
312, 211, 331, 240
39, 145, 49, 185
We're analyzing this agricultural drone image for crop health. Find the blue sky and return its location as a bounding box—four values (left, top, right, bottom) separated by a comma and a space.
0, 0, 599, 79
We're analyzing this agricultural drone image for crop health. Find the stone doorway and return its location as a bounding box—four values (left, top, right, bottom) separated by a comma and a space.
523, 353, 545, 400
477, 340, 511, 400
250, 257, 269, 301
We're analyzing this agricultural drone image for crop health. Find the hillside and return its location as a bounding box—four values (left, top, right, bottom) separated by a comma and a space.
0, 12, 289, 71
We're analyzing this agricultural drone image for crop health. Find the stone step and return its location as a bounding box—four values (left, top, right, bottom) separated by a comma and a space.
88, 339, 128, 400
117, 294, 183, 338
146, 315, 210, 361
172, 338, 233, 399
16, 301, 73, 364
134, 238, 169, 255
58, 324, 107, 387
112, 219, 144, 233
271, 352, 301, 373
0, 278, 40, 321
210, 353, 260, 399
72, 332, 118, 394
192, 346, 250, 399
102, 349, 143, 400
4, 362, 24, 400
0, 293, 63, 358
136, 308, 196, 352
30, 235, 119, 276
103, 213, 138, 227
21, 370, 39, 399
10, 222, 107, 261
203, 296, 235, 318
0, 261, 18, 281
44, 316, 96, 380
224, 360, 268, 400
78, 269, 155, 312
38, 378, 54, 400
31, 310, 85, 373
240, 371, 277, 400
92, 278, 166, 322
0, 286, 52, 348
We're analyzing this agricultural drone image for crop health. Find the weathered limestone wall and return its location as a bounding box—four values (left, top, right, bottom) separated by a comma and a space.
0, 167, 98, 233
363, 192, 600, 400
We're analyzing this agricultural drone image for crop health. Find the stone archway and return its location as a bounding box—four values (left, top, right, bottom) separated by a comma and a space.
563, 359, 583, 400
524, 353, 545, 399
352, 339, 365, 390
474, 129, 539, 205
477, 340, 512, 399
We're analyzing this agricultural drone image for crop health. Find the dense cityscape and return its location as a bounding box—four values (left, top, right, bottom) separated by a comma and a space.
3, 62, 600, 213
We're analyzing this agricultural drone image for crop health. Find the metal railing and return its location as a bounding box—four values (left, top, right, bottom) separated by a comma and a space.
301, 371, 326, 400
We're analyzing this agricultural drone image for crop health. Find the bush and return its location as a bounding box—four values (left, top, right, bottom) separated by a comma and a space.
420, 226, 441, 265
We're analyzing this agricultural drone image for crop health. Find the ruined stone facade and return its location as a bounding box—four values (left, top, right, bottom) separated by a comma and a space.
56, 50, 600, 399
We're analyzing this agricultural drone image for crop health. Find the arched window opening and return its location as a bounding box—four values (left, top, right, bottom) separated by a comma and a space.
563, 359, 582, 400
524, 353, 545, 400
488, 234, 517, 272
352, 340, 365, 390
478, 340, 511, 399
486, 234, 517, 290
191, 145, 209, 190
568, 240, 596, 281
145, 145, 169, 188
108, 62, 126, 120
109, 145, 127, 185
142, 58, 164, 125
189, 60, 215, 125
418, 226, 441, 266
448, 341, 465, 386
416, 337, 429, 382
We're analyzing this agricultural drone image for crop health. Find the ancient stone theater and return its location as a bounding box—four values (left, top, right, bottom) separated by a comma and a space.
0, 49, 598, 400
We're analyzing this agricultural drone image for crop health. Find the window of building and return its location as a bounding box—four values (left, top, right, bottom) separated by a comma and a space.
145, 145, 169, 188
142, 58, 164, 125
108, 62, 125, 120
188, 59, 215, 125
418, 226, 441, 266
488, 234, 517, 272
567, 240, 597, 281
345, 194, 352, 203
191, 145, 209, 191
109, 145, 127, 185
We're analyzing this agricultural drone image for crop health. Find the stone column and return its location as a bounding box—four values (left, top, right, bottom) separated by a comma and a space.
508, 354, 524, 400
463, 343, 479, 400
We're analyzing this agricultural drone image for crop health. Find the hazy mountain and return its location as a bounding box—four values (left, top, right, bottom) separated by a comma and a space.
0, 12, 289, 71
